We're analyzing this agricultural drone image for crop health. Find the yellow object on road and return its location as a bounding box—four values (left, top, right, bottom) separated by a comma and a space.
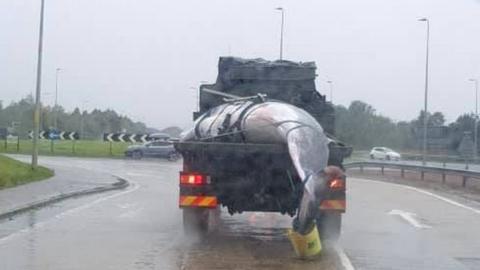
287, 225, 322, 258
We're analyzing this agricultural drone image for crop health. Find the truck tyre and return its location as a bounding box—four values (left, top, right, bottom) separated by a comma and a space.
317, 212, 342, 243
183, 208, 209, 235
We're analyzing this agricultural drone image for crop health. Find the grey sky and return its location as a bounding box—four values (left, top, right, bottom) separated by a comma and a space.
1, 0, 479, 129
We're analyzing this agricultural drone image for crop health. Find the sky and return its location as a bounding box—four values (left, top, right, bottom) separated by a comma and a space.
1, 0, 479, 129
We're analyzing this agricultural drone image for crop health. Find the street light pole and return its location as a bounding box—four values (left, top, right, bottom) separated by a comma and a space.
418, 18, 430, 166
32, 0, 46, 169
326, 80, 333, 103
470, 78, 479, 159
54, 67, 62, 129
275, 7, 284, 60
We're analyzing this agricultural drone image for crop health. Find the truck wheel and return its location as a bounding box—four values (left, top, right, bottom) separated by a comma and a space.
183, 208, 209, 235
317, 212, 342, 243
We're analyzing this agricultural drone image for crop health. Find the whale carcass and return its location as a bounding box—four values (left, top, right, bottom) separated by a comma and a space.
180, 95, 334, 233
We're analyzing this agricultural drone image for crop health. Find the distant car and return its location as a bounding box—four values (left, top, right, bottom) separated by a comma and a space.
125, 140, 180, 161
369, 147, 401, 161
148, 133, 170, 141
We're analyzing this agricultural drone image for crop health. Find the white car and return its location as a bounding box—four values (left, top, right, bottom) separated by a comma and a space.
369, 147, 401, 161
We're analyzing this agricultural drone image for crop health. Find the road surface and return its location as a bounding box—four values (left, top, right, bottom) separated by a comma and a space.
1, 156, 480, 269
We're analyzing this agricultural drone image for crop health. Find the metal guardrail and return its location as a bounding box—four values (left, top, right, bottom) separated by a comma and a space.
344, 161, 480, 188
400, 153, 478, 169
351, 150, 479, 169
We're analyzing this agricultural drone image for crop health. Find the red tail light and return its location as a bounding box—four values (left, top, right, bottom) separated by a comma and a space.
180, 172, 210, 185
329, 178, 345, 190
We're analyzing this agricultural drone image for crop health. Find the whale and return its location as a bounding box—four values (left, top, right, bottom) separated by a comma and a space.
180, 96, 331, 233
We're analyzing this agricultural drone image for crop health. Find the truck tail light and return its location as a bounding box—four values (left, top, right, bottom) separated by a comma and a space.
328, 178, 345, 190
180, 172, 209, 185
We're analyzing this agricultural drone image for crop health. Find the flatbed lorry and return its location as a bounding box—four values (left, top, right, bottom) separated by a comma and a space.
174, 57, 351, 240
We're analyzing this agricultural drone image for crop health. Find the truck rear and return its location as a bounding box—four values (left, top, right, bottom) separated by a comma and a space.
176, 141, 346, 240
175, 57, 351, 240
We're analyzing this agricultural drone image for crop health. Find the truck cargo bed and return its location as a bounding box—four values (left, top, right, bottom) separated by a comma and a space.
175, 141, 287, 155
175, 141, 302, 215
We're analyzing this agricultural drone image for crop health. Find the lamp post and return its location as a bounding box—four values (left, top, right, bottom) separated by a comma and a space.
470, 78, 479, 159
275, 7, 285, 60
418, 18, 430, 166
54, 68, 62, 129
326, 80, 333, 102
32, 0, 46, 169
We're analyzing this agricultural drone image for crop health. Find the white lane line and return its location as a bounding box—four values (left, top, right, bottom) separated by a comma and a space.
353, 178, 480, 215
54, 182, 140, 219
334, 245, 355, 270
0, 182, 140, 245
388, 209, 432, 229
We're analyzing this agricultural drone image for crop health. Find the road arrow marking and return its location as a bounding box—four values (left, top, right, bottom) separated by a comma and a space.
388, 209, 431, 229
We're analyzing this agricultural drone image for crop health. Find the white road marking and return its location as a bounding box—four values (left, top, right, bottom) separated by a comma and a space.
334, 245, 355, 270
388, 209, 432, 229
0, 182, 140, 245
353, 178, 480, 216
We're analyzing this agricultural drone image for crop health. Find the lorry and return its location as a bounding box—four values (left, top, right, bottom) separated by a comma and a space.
174, 57, 351, 240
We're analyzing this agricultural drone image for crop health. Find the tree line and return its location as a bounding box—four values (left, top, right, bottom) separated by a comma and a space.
335, 100, 478, 152
0, 96, 149, 139
1, 96, 476, 151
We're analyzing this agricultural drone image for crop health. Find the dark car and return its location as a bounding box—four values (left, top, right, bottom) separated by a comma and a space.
125, 140, 180, 161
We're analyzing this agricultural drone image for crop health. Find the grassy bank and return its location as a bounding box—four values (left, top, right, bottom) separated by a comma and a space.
0, 140, 131, 158
0, 155, 54, 189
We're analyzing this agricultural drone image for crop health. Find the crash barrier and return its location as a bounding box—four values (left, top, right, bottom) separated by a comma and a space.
345, 161, 480, 188
400, 153, 477, 169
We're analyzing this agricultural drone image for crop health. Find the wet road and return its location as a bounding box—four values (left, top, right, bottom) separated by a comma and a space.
0, 157, 343, 270
1, 156, 480, 269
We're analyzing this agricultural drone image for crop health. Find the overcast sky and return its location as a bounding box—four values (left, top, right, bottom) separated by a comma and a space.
1, 0, 479, 129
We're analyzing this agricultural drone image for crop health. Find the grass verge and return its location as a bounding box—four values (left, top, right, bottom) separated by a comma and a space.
0, 140, 130, 158
0, 154, 54, 189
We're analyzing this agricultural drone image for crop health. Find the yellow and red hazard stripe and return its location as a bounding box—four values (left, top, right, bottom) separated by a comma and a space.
319, 200, 346, 211
179, 195, 218, 208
